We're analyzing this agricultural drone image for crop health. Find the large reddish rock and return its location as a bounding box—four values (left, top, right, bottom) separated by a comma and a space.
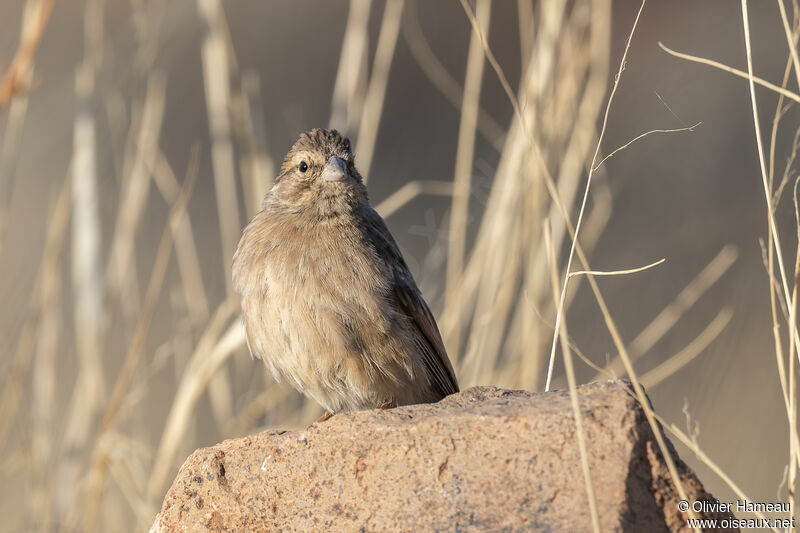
150, 380, 734, 532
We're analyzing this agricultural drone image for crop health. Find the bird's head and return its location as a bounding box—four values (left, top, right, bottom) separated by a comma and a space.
267, 128, 368, 218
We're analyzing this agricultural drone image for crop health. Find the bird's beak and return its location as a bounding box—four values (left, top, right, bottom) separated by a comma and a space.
322, 156, 348, 182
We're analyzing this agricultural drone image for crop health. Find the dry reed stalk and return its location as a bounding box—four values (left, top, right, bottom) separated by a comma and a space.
28, 195, 65, 531
545, 0, 644, 393
592, 123, 701, 172
106, 72, 167, 316
769, 8, 800, 515
402, 0, 504, 151
741, 3, 800, 491
373, 180, 453, 219
775, 3, 800, 518
236, 71, 274, 219
106, 437, 153, 531
0, 2, 34, 257
530, 13, 598, 527
149, 149, 210, 324
528, 15, 609, 313
790, 180, 800, 519
543, 219, 564, 364
462, 217, 526, 386
772, 127, 800, 210
0, 0, 55, 110
762, 105, 793, 429
441, 0, 565, 361
657, 412, 774, 527
0, 174, 70, 532
0, 92, 29, 257
329, 0, 371, 133
145, 300, 242, 507
513, 7, 611, 390
450, 2, 608, 526
555, 279, 600, 533
458, 0, 699, 525
516, 0, 534, 71
198, 0, 242, 297
102, 88, 128, 184
355, 0, 405, 182
568, 258, 665, 279
659, 42, 800, 105
456, 0, 574, 384
228, 68, 273, 391
777, 0, 800, 91
508, 165, 613, 390
0, 170, 71, 453
59, 55, 106, 524
593, 245, 738, 381
100, 145, 200, 430
84, 146, 200, 532
638, 307, 733, 389
445, 0, 491, 361
565, 2, 699, 525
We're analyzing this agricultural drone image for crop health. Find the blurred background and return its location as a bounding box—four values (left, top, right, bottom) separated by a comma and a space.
1, 0, 798, 530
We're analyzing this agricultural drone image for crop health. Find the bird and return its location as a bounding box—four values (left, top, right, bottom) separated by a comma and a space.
232, 128, 459, 421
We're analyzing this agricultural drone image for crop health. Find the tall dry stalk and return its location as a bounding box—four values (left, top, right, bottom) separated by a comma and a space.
0, 0, 54, 109
355, 0, 405, 181
107, 72, 167, 317
85, 145, 201, 532
329, 0, 371, 133
58, 0, 107, 515
235, 70, 274, 219
445, 0, 491, 360
198, 0, 241, 297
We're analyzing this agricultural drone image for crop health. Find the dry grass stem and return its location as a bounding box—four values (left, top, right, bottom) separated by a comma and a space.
355, 0, 405, 181
742, 0, 800, 457
84, 145, 201, 530
639, 307, 733, 389
146, 303, 243, 507
60, 53, 106, 525
106, 72, 167, 311
199, 0, 242, 296
329, 0, 371, 133
373, 180, 453, 218
657, 412, 774, 528
237, 71, 274, 218
659, 42, 800, 105
0, 0, 55, 109
777, 0, 800, 91
568, 258, 665, 279
595, 245, 737, 381
402, 0, 505, 151
592, 123, 701, 171
545, 0, 646, 393
445, 0, 491, 360
0, 57, 32, 256
150, 149, 210, 324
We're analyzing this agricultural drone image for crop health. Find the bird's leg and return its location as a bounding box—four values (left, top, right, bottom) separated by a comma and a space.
315, 411, 333, 423
379, 401, 394, 410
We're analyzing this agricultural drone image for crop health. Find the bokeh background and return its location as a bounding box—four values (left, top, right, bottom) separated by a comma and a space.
1, 0, 797, 530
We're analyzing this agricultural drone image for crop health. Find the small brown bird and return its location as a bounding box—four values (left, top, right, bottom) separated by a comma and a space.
232, 128, 459, 419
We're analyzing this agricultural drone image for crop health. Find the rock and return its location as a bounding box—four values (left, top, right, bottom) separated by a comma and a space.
150, 380, 734, 532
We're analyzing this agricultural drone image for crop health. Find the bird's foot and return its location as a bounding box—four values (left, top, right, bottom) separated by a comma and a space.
315, 411, 333, 423
379, 401, 394, 410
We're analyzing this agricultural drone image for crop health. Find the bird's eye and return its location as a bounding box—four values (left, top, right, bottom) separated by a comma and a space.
298, 161, 309, 173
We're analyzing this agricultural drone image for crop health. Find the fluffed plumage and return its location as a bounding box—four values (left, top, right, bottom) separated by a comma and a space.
232, 128, 459, 415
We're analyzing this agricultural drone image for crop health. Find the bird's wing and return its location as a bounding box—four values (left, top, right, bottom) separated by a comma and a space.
363, 208, 460, 397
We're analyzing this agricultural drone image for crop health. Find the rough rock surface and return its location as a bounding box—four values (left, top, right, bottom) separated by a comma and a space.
150, 380, 734, 532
